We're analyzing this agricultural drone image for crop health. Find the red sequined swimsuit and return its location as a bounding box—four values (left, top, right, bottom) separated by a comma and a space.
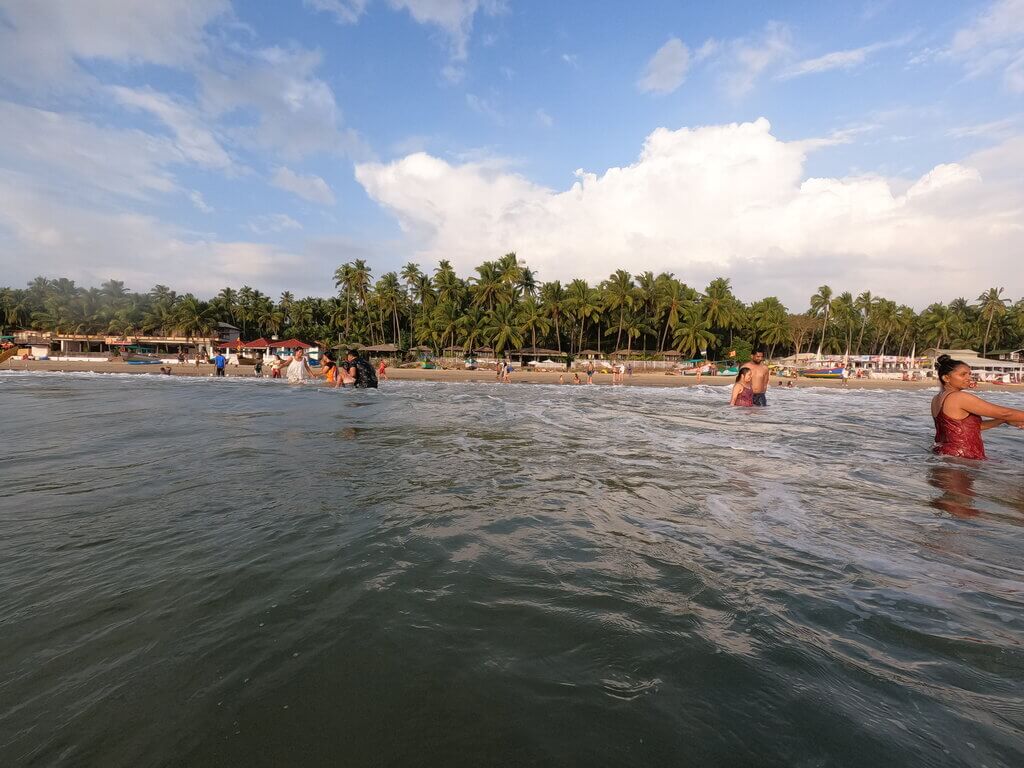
933, 395, 986, 460
734, 385, 754, 407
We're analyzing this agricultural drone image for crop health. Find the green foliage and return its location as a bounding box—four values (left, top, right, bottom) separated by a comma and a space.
6, 272, 1023, 363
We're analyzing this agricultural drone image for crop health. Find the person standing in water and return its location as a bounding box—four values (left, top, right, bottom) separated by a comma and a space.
341, 349, 379, 388
730, 367, 755, 407
745, 350, 770, 406
285, 348, 314, 383
931, 354, 1024, 459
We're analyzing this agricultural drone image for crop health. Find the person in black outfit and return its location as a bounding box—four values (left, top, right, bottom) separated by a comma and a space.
342, 349, 378, 389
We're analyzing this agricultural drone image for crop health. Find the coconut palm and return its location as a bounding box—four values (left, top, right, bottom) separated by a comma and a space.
976, 287, 1009, 357
809, 285, 833, 358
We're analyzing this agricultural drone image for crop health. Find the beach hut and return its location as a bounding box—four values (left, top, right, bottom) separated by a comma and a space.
923, 348, 1024, 381
360, 343, 401, 359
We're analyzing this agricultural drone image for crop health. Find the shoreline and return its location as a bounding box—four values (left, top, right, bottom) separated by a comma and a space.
6, 358, 1022, 392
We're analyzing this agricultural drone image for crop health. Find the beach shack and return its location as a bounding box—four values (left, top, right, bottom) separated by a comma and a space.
360, 343, 401, 361
923, 348, 1024, 382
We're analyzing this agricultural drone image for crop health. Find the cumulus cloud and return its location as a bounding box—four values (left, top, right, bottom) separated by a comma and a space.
355, 118, 1024, 307
637, 38, 691, 95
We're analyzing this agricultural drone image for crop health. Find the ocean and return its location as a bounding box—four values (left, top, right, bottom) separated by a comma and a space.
2, 372, 1023, 767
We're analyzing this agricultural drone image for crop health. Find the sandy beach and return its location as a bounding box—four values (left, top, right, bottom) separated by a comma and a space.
7, 357, 1021, 391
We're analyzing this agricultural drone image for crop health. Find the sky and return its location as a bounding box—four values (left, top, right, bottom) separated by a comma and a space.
1, 0, 1023, 309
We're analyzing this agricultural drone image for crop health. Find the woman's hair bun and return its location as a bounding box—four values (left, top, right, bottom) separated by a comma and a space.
936, 354, 951, 363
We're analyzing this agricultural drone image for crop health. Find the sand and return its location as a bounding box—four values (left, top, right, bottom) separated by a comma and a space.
6, 357, 1020, 392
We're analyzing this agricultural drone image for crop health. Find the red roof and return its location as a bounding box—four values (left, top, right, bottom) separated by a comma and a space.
242, 338, 272, 349
217, 339, 246, 350
269, 338, 311, 349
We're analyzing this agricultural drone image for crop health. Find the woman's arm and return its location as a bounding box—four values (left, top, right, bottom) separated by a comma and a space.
980, 419, 1005, 431
730, 383, 740, 406
959, 393, 1024, 425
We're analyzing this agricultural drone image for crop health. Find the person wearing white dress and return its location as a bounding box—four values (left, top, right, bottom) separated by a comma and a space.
285, 348, 314, 383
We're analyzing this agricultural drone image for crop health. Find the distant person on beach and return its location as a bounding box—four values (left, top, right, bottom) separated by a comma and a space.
254, 360, 263, 378
746, 351, 770, 406
285, 348, 314, 383
214, 352, 226, 377
342, 349, 378, 388
931, 354, 1024, 460
559, 373, 564, 384
573, 372, 581, 384
377, 359, 388, 380
496, 360, 502, 381
586, 362, 594, 384
503, 361, 512, 384
730, 367, 755, 407
177, 351, 185, 364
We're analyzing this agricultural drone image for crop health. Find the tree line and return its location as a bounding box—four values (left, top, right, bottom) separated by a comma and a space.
3, 255, 1022, 359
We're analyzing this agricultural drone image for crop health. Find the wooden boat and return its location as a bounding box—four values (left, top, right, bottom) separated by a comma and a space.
801, 367, 845, 379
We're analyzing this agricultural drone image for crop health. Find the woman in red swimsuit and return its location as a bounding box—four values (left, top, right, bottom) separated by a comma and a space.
730, 367, 755, 407
931, 354, 1024, 459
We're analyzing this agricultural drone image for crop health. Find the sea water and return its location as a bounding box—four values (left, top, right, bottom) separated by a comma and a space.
1, 372, 1022, 767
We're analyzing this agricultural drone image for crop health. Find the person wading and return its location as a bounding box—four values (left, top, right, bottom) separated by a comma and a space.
746, 350, 770, 406
931, 354, 1024, 460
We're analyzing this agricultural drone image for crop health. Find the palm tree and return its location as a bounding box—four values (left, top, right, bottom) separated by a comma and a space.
518, 297, 551, 350
472, 261, 504, 311
809, 285, 833, 358
672, 306, 717, 357
854, 291, 874, 353
484, 303, 524, 355
601, 269, 635, 352
540, 280, 565, 352
976, 287, 1009, 356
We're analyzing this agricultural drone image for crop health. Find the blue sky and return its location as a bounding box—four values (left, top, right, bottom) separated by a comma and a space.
1, 0, 1022, 308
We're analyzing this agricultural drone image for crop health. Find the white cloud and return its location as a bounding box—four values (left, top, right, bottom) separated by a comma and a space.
0, 101, 178, 200
535, 109, 554, 128
249, 213, 303, 234
0, 0, 230, 87
271, 167, 336, 205
947, 0, 1024, 92
774, 37, 905, 78
720, 22, 793, 98
466, 93, 504, 125
109, 86, 232, 170
637, 38, 691, 95
303, 0, 368, 24
561, 53, 579, 69
387, 0, 504, 60
355, 118, 1024, 307
0, 170, 304, 294
197, 45, 365, 159
190, 190, 214, 213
